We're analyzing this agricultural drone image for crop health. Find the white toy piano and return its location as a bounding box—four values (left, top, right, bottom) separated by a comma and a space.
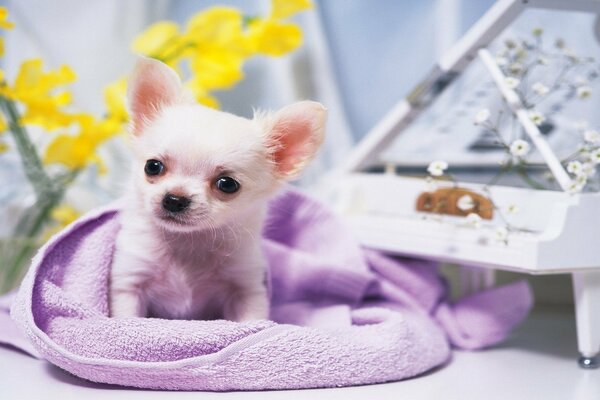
332, 0, 600, 368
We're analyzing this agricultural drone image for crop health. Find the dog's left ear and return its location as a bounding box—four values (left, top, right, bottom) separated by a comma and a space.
261, 101, 327, 180
128, 57, 183, 136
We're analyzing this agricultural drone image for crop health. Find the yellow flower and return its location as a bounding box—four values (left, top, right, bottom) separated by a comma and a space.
271, 0, 312, 20
186, 7, 247, 54
189, 51, 244, 90
185, 79, 220, 109
104, 78, 128, 123
0, 7, 14, 29
246, 19, 303, 56
51, 204, 80, 226
0, 112, 7, 132
43, 204, 81, 240
1, 59, 78, 130
131, 21, 185, 63
44, 114, 122, 170
129, 1, 311, 111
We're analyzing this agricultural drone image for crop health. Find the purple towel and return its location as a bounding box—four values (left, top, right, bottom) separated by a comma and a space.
2, 188, 532, 390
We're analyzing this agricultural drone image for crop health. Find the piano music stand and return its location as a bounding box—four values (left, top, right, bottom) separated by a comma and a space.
335, 0, 600, 368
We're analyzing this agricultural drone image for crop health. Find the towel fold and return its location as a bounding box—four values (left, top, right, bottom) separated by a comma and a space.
1, 187, 532, 390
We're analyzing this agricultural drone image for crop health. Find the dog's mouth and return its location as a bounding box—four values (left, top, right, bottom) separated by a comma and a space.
158, 213, 189, 225
154, 209, 211, 232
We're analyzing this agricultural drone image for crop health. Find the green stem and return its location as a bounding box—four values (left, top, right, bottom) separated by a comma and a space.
1, 170, 79, 292
0, 95, 81, 292
0, 96, 55, 197
485, 159, 513, 189
516, 163, 547, 190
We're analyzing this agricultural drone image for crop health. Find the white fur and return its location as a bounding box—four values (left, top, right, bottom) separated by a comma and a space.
109, 58, 326, 321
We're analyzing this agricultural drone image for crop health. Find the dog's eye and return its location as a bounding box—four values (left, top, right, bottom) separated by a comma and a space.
215, 176, 240, 194
144, 159, 164, 176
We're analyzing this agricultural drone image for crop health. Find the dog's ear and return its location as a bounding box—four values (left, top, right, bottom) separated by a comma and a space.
128, 58, 182, 135
260, 101, 327, 180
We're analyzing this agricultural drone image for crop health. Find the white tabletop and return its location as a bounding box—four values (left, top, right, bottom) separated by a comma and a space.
0, 309, 597, 400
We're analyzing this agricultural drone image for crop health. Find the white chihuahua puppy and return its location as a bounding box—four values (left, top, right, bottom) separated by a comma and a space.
109, 58, 326, 321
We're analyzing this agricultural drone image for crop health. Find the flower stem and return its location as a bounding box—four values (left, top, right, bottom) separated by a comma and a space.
516, 163, 547, 190
1, 170, 79, 292
0, 96, 79, 292
0, 96, 55, 197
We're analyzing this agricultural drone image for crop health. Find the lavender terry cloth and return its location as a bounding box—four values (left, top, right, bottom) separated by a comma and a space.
3, 188, 532, 391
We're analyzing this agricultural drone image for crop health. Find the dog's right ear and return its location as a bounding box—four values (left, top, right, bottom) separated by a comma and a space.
128, 57, 182, 136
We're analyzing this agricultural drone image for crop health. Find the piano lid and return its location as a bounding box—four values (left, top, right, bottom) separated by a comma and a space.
350, 2, 600, 193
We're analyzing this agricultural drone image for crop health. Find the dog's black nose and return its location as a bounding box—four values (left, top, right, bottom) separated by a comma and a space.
162, 193, 191, 213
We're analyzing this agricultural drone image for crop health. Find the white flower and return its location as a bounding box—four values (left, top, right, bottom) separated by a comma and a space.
509, 63, 524, 75
495, 57, 508, 66
505, 77, 520, 89
427, 160, 448, 177
528, 110, 545, 126
466, 213, 482, 228
474, 109, 491, 125
568, 175, 587, 194
567, 161, 583, 176
495, 226, 509, 242
510, 139, 531, 157
590, 148, 600, 164
457, 195, 475, 211
577, 86, 592, 99
532, 82, 549, 96
496, 57, 508, 67
583, 129, 600, 144
537, 57, 548, 65
582, 162, 597, 178
506, 204, 520, 214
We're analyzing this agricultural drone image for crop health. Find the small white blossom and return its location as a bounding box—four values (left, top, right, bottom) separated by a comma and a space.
506, 204, 520, 214
590, 148, 600, 164
495, 57, 508, 66
582, 162, 597, 178
509, 63, 524, 75
537, 57, 548, 65
567, 161, 583, 176
495, 226, 509, 242
510, 139, 531, 157
583, 129, 600, 144
466, 213, 482, 228
567, 179, 586, 194
577, 86, 592, 99
457, 195, 475, 211
532, 82, 549, 96
569, 174, 588, 194
427, 160, 448, 177
528, 110, 545, 126
474, 109, 491, 125
505, 77, 521, 89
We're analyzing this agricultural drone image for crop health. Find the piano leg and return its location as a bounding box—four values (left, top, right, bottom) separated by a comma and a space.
572, 271, 600, 369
